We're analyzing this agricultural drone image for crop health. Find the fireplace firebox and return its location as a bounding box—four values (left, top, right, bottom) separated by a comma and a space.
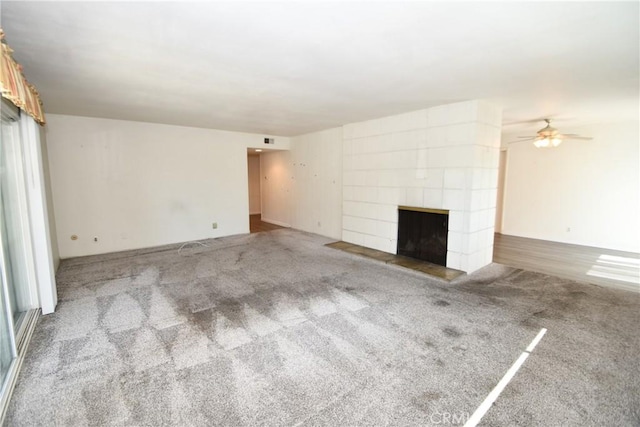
397, 206, 449, 266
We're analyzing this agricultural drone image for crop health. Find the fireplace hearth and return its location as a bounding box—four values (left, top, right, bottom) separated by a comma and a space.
397, 206, 449, 266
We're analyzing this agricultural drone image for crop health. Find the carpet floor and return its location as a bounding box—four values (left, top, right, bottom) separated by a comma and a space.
5, 229, 640, 426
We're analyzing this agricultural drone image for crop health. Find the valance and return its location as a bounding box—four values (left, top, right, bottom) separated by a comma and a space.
0, 29, 45, 125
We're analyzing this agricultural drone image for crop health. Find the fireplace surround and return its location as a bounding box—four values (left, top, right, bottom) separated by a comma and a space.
340, 100, 502, 273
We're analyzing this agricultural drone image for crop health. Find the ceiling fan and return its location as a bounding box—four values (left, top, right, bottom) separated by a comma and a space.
512, 119, 593, 148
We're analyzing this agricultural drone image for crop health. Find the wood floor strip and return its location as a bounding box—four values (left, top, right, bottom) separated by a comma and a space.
493, 233, 639, 293
250, 214, 285, 233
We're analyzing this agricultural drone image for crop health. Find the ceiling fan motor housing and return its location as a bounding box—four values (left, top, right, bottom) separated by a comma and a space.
538, 120, 559, 138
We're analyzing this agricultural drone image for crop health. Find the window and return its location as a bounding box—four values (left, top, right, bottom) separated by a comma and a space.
0, 101, 43, 420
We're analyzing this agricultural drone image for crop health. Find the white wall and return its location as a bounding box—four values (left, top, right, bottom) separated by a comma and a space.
290, 127, 343, 239
502, 120, 640, 252
260, 151, 292, 227
247, 155, 261, 215
342, 101, 502, 273
259, 127, 343, 239
46, 114, 290, 258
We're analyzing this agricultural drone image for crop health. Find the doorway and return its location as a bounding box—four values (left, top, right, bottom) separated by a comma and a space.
247, 150, 262, 233
247, 150, 284, 233
248, 151, 261, 217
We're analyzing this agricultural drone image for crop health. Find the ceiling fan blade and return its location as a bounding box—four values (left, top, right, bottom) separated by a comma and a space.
503, 116, 573, 127
507, 138, 535, 144
517, 136, 535, 138
559, 134, 593, 140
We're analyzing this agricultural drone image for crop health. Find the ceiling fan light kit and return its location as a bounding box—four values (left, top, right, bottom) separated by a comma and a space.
534, 136, 562, 148
511, 119, 593, 148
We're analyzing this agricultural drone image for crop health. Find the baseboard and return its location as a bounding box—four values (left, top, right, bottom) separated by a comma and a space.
260, 218, 291, 228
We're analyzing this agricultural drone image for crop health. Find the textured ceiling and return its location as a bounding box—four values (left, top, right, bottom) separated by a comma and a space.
2, 2, 638, 136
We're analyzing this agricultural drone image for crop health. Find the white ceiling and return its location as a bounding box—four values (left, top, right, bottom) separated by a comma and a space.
2, 2, 638, 137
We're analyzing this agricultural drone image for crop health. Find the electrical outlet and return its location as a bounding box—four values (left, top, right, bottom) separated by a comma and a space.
212, 222, 218, 229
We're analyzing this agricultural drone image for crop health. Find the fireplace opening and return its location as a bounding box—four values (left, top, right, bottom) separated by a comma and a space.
397, 206, 449, 266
